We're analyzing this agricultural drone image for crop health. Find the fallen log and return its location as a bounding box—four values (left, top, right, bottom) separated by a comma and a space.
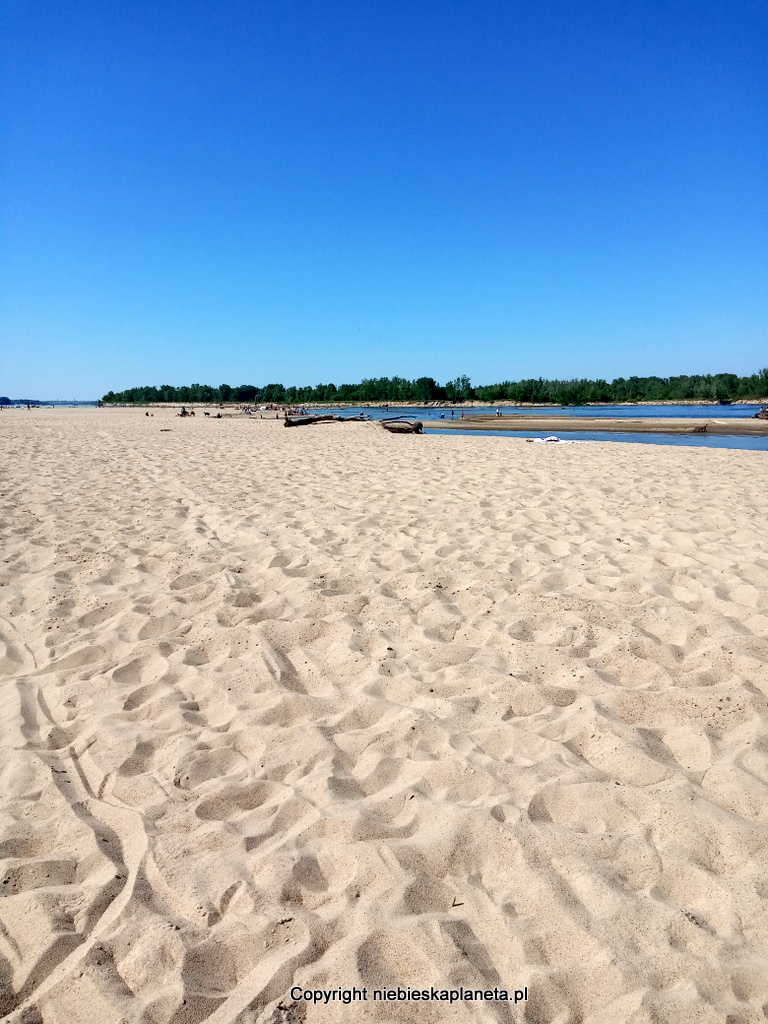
381, 419, 423, 434
284, 415, 339, 427
284, 414, 367, 427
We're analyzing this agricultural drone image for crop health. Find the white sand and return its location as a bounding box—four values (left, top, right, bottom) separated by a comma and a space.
1, 407, 768, 1024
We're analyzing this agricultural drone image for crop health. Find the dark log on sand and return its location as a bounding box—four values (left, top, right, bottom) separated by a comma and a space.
284, 415, 338, 427
284, 414, 367, 427
381, 419, 423, 434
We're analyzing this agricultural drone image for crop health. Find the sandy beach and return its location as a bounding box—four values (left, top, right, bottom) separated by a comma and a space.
2, 407, 768, 1024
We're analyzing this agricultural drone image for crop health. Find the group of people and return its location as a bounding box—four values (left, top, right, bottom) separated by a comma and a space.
241, 404, 308, 417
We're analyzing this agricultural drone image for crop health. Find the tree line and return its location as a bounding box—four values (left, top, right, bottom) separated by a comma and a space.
102, 369, 768, 406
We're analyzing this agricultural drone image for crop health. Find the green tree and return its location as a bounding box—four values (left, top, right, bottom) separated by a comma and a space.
412, 376, 440, 401
444, 375, 471, 401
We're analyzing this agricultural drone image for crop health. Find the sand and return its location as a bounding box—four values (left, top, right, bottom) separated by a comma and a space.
424, 415, 768, 436
1, 407, 768, 1024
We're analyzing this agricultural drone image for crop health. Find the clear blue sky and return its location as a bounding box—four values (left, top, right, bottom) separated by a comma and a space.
2, 0, 766, 398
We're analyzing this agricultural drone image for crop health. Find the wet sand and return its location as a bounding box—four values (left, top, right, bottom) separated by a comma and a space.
425, 414, 768, 435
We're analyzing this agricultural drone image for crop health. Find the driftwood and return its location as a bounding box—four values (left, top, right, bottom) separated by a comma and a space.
381, 419, 423, 434
284, 415, 338, 427
284, 414, 366, 427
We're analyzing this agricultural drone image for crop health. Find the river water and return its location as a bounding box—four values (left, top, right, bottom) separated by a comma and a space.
313, 404, 768, 451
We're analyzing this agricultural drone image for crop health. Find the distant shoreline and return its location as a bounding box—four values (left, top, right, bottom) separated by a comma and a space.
91, 399, 768, 409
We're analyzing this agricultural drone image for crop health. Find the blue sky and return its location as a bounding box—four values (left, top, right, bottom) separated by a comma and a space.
2, 0, 766, 398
